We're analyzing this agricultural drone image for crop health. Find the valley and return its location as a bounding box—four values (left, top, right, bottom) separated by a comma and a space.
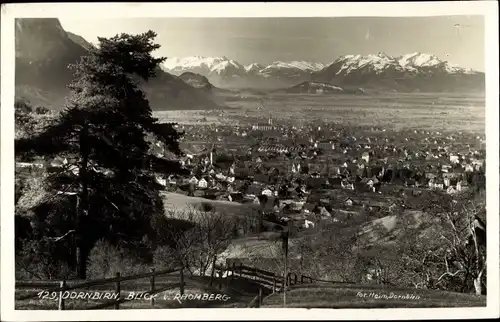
12, 16, 488, 310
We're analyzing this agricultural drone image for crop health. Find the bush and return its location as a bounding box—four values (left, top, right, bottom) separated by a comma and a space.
199, 201, 214, 212
34, 105, 49, 115
16, 238, 75, 280
152, 246, 180, 270
86, 239, 149, 279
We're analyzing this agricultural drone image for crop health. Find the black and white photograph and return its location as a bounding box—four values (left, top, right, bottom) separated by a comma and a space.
1, 2, 499, 321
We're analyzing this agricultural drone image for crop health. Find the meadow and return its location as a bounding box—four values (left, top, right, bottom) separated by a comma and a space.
154, 91, 485, 134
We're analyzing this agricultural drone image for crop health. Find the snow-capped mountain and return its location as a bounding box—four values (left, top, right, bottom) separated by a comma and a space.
312, 52, 483, 92
162, 56, 325, 89
244, 63, 265, 73
331, 53, 404, 75
162, 53, 483, 92
397, 52, 476, 75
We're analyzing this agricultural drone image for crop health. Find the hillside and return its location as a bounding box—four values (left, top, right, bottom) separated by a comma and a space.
15, 18, 220, 111
278, 81, 365, 95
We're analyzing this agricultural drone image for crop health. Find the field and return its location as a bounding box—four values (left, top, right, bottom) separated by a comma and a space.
161, 192, 255, 219
154, 92, 485, 133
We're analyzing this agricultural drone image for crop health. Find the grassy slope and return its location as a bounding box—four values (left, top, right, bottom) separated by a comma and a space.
262, 283, 486, 308
161, 192, 254, 219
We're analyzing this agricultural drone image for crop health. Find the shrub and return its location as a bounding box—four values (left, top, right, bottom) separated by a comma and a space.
86, 239, 149, 279
199, 201, 214, 212
152, 246, 180, 270
16, 238, 75, 280
34, 105, 49, 115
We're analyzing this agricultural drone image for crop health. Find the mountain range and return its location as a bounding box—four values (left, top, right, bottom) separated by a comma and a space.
162, 53, 484, 92
14, 18, 485, 113
15, 18, 220, 111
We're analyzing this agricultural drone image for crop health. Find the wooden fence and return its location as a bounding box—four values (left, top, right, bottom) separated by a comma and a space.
212, 263, 344, 307
16, 263, 350, 309
16, 267, 185, 310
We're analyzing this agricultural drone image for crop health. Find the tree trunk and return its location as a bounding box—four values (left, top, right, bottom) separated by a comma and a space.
209, 256, 216, 286
77, 122, 90, 279
473, 276, 482, 295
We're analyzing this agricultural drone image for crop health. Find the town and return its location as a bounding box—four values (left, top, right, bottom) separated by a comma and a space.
138, 116, 486, 232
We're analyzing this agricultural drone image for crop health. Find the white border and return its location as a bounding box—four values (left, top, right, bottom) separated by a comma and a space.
1, 2, 499, 321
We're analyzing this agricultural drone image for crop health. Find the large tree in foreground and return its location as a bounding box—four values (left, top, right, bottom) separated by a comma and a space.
16, 31, 184, 278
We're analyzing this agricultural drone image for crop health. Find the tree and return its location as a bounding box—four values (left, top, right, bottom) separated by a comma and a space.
15, 31, 184, 278
385, 190, 487, 294
159, 207, 235, 277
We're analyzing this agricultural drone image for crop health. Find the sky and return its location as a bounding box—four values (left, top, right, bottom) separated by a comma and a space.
59, 16, 485, 71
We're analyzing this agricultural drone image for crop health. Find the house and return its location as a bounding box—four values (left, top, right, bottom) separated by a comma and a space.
167, 175, 178, 185
433, 180, 444, 190
317, 141, 334, 150
465, 164, 474, 172
450, 155, 460, 164
189, 176, 199, 185
303, 219, 315, 229
446, 186, 457, 194
156, 176, 167, 187
261, 188, 274, 197
361, 152, 370, 163
50, 157, 68, 168
457, 180, 469, 192
303, 203, 315, 214
388, 202, 399, 213
291, 201, 305, 211
344, 198, 354, 207
198, 178, 208, 189
341, 180, 354, 190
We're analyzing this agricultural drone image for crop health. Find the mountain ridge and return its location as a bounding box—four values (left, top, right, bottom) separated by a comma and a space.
162, 54, 484, 92
15, 18, 220, 111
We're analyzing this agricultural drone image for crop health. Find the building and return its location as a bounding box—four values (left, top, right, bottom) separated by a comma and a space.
345, 198, 354, 207
198, 178, 208, 189
361, 152, 370, 163
262, 188, 274, 197
450, 155, 460, 164
252, 115, 275, 131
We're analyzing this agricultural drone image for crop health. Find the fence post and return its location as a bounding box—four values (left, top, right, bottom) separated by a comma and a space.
58, 280, 66, 310
209, 258, 216, 286
293, 273, 297, 285
150, 268, 155, 307
272, 274, 276, 293
180, 268, 185, 295
301, 275, 304, 284
218, 266, 223, 290
115, 272, 121, 309
231, 263, 236, 282
258, 287, 263, 307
